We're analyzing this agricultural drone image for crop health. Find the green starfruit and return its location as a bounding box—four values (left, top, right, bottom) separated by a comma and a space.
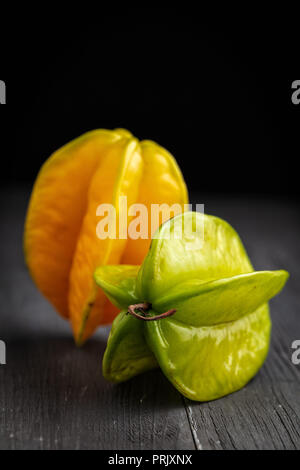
94, 212, 289, 401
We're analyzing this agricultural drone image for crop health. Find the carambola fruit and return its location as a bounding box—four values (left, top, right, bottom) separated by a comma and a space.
24, 129, 188, 344
95, 212, 289, 401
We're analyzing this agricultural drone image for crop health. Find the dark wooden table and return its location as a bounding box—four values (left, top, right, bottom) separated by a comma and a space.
0, 187, 299, 450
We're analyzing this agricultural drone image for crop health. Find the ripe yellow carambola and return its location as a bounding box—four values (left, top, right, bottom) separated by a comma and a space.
24, 129, 188, 344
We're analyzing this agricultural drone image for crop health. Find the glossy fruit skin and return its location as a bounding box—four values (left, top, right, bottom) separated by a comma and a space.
24, 129, 188, 344
95, 212, 289, 402
145, 304, 271, 401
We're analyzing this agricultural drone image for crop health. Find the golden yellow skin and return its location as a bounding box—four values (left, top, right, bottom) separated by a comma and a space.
24, 129, 188, 344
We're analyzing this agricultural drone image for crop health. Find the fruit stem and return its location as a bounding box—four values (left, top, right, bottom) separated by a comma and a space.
127, 302, 176, 321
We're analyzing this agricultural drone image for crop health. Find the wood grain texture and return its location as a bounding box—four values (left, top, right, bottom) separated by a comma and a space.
0, 187, 299, 450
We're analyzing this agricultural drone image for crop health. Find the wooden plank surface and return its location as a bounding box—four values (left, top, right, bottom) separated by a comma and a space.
0, 187, 299, 450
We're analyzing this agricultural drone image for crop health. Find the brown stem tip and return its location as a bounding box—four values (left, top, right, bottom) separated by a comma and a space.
127, 302, 176, 321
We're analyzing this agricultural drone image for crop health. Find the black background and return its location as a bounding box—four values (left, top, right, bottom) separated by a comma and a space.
0, 10, 299, 198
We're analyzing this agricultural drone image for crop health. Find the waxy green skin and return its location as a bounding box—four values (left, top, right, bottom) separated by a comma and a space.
95, 212, 289, 402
